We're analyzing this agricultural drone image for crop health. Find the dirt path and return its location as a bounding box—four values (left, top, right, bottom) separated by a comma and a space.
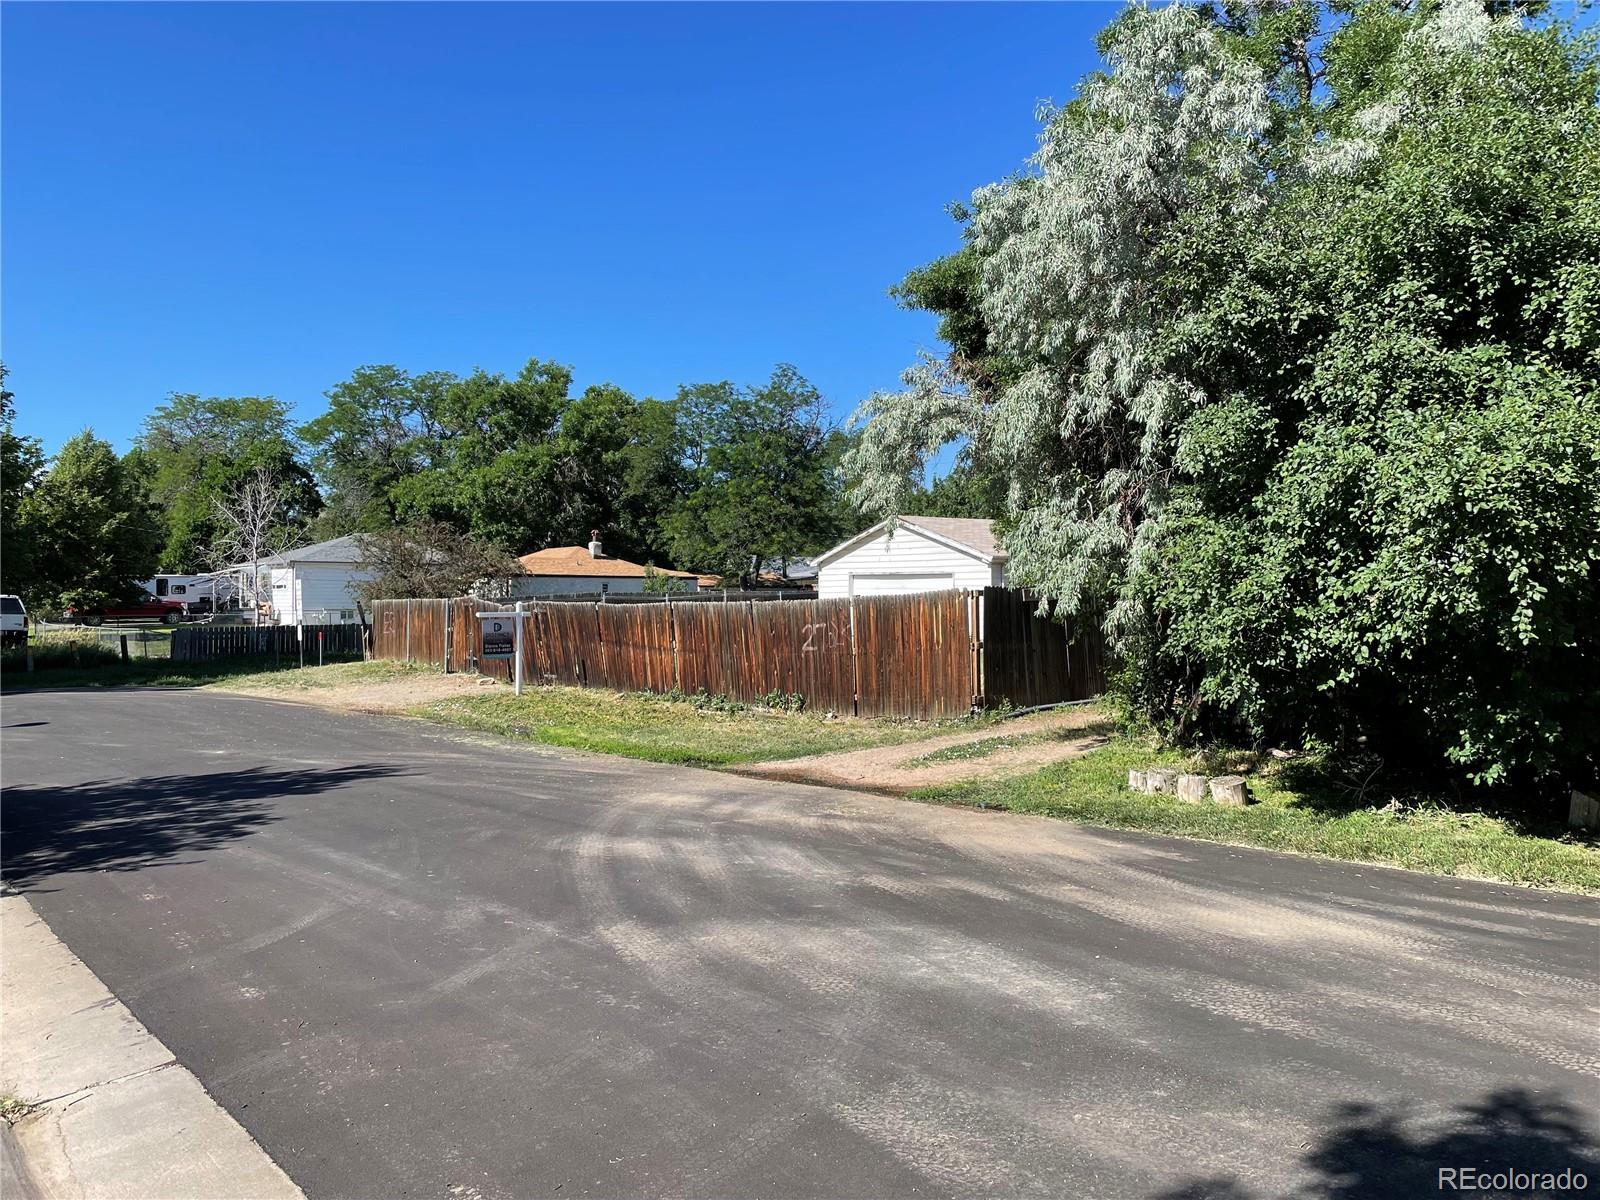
738, 705, 1112, 793
216, 671, 500, 714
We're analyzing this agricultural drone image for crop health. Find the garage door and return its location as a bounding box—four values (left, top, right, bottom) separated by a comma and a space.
848, 573, 955, 597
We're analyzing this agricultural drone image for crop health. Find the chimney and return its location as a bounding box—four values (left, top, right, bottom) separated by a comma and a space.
588, 529, 605, 559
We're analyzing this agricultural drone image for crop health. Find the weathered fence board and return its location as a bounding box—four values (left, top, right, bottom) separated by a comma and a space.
171, 622, 365, 664
753, 597, 855, 713
370, 589, 1106, 719
671, 600, 750, 698
979, 587, 1106, 708
852, 590, 973, 718
595, 603, 676, 693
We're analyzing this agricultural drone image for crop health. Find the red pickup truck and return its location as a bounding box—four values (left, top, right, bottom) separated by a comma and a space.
66, 597, 186, 626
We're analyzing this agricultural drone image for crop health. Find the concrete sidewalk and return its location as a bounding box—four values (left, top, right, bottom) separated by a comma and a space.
1, 894, 302, 1200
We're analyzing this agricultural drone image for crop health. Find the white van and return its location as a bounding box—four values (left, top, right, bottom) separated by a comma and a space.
1, 594, 27, 649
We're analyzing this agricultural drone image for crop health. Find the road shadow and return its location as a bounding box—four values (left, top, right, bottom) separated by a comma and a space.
1156, 1087, 1598, 1199
1, 763, 406, 890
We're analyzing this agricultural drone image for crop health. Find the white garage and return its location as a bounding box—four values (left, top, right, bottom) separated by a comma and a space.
239, 535, 376, 625
815, 517, 1007, 600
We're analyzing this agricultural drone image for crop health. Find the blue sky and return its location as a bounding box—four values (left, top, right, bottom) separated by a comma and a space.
2, 1, 1112, 455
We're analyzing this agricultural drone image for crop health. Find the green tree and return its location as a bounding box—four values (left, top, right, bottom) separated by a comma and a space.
858, 234, 1011, 522
850, 0, 1600, 797
299, 365, 454, 536
135, 394, 320, 571
20, 431, 163, 612
389, 359, 574, 551
0, 364, 46, 598
614, 396, 692, 557
664, 365, 848, 580
368, 360, 694, 563
299, 356, 844, 579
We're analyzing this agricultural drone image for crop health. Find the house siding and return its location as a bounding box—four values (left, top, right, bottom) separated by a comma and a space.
817, 526, 1003, 599
270, 562, 376, 624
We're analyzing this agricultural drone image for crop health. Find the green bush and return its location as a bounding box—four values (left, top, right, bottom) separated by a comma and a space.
851, 4, 1600, 812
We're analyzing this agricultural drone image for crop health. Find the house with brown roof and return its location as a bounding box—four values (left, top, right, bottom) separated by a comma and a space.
813, 516, 1007, 599
507, 532, 701, 599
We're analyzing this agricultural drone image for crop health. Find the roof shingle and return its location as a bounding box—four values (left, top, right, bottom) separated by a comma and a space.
897, 517, 1005, 562
517, 546, 697, 579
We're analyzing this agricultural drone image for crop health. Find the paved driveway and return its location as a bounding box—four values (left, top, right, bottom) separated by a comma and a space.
3, 689, 1596, 1199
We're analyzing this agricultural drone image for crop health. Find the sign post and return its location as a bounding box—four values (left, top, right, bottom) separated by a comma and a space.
477, 604, 531, 696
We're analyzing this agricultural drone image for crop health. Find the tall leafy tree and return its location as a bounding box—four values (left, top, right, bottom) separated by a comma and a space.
849, 0, 1599, 795
664, 365, 849, 580
299, 365, 454, 536
0, 364, 46, 598
613, 396, 692, 557
19, 431, 163, 612
306, 359, 701, 561
389, 359, 574, 551
134, 394, 320, 570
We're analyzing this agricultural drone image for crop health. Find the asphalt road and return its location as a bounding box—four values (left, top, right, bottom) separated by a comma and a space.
3, 689, 1597, 1200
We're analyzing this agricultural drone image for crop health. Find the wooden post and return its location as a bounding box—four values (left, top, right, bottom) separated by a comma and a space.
969, 589, 983, 712
318, 629, 324, 668
666, 592, 680, 693
119, 634, 129, 664
514, 602, 525, 695
299, 624, 305, 669
848, 595, 860, 718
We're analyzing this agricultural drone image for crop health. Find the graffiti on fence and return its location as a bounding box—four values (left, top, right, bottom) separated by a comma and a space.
799, 618, 847, 655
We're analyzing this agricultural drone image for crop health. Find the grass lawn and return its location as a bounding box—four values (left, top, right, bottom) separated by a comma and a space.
212, 658, 413, 693
0, 652, 370, 692
911, 738, 1600, 893
412, 688, 968, 766
902, 726, 1093, 767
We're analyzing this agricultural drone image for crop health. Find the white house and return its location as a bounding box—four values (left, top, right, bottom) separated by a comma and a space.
230, 535, 376, 625
814, 516, 1007, 599
507, 539, 702, 599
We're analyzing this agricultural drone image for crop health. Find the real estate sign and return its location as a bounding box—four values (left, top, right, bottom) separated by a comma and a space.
480, 615, 516, 660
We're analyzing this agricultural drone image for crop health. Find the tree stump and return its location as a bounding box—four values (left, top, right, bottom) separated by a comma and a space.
1210, 776, 1250, 806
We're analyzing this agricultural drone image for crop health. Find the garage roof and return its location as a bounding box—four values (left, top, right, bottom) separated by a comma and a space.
814, 516, 1006, 567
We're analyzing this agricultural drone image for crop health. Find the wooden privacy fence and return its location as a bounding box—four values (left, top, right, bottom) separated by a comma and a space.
372, 588, 1104, 719
171, 622, 367, 664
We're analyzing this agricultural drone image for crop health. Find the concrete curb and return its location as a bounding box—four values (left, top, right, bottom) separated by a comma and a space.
2, 1120, 46, 1200
0, 894, 304, 1200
